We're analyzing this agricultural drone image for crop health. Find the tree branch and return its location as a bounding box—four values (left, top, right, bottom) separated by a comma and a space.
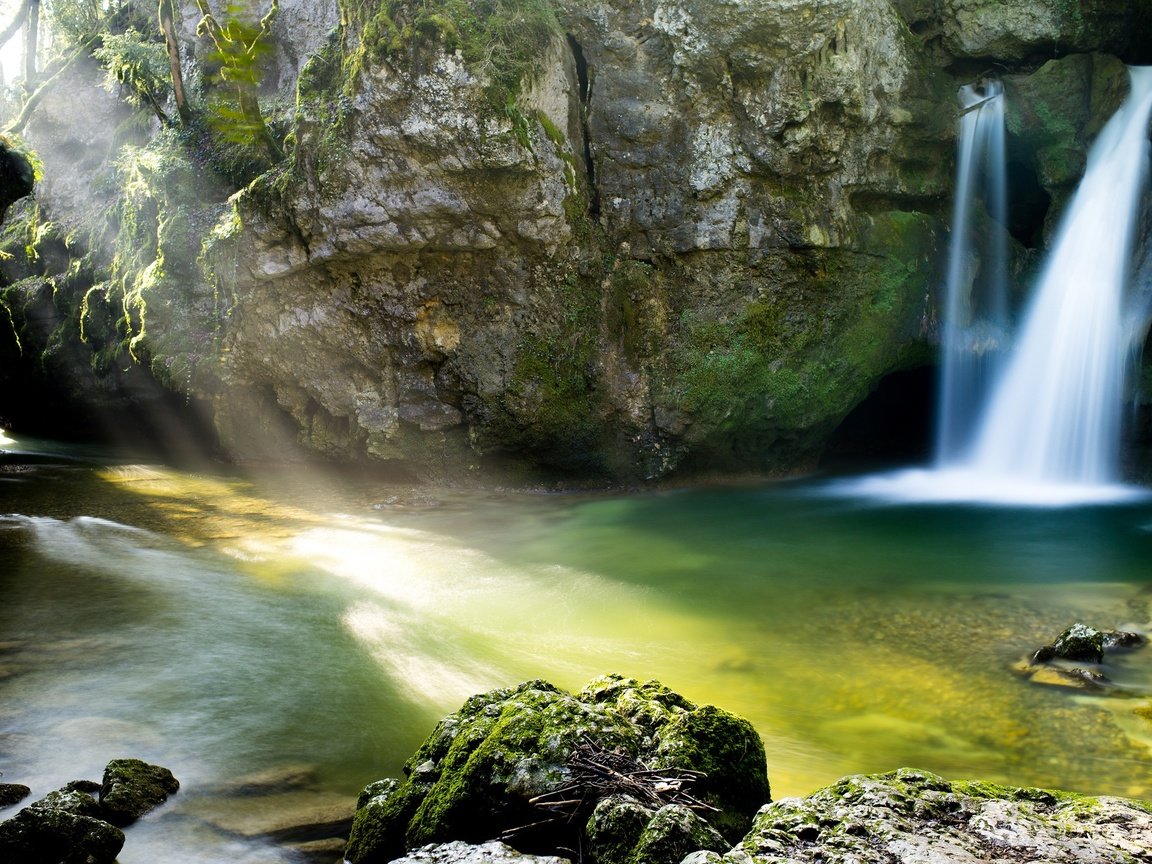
3, 41, 88, 135
0, 0, 29, 51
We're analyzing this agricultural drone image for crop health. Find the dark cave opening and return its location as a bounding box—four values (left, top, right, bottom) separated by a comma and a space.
1004, 157, 1051, 248
822, 365, 939, 470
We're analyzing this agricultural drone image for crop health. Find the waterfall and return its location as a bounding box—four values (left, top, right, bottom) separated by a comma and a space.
935, 81, 1010, 466
829, 67, 1152, 506
965, 66, 1152, 487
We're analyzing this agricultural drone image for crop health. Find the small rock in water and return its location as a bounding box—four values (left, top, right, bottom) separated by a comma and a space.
187, 789, 356, 841
1024, 666, 1111, 690
99, 758, 179, 826
1029, 622, 1146, 666
1031, 623, 1106, 664
1022, 622, 1147, 694
206, 762, 319, 797
1102, 629, 1147, 650
0, 784, 30, 808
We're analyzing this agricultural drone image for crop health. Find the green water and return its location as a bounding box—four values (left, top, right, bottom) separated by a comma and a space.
2, 434, 1151, 861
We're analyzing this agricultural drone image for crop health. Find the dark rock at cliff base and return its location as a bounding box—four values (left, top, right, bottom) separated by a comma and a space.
98, 758, 180, 826
0, 787, 125, 864
0, 783, 31, 808
718, 768, 1152, 864
0, 140, 34, 224
344, 675, 769, 864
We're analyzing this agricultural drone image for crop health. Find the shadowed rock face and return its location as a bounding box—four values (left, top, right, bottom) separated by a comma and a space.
0, 139, 33, 224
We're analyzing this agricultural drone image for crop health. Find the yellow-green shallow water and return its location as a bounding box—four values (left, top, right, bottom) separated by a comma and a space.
1, 434, 1150, 861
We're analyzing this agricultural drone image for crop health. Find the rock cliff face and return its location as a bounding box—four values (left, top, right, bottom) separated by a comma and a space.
4, 0, 1150, 480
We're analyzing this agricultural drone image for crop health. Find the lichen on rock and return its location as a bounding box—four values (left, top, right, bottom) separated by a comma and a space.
725, 767, 1152, 864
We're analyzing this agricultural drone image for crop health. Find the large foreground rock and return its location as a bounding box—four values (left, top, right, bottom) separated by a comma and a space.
345, 675, 769, 864
718, 767, 1152, 864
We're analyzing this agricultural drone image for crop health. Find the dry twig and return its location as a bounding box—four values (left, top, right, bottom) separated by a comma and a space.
501, 737, 718, 842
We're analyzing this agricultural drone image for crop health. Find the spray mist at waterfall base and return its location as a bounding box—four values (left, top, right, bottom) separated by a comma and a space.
821, 467, 1152, 508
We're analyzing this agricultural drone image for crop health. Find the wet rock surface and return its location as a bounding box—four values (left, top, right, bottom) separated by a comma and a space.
0, 760, 179, 863
389, 840, 574, 864
0, 783, 30, 808
1021, 621, 1149, 694
722, 767, 1152, 864
99, 758, 181, 826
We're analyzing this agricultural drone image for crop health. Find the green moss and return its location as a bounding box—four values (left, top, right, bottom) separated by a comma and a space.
631, 805, 727, 864
654, 706, 771, 842
347, 678, 765, 863
663, 212, 936, 468
342, 0, 561, 110
587, 797, 653, 864
601, 258, 656, 363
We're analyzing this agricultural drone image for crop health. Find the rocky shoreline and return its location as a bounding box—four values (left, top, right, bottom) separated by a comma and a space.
2, 674, 1150, 864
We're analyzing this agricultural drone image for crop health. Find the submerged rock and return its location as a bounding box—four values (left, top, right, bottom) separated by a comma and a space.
345, 675, 769, 864
98, 758, 180, 826
724, 767, 1152, 864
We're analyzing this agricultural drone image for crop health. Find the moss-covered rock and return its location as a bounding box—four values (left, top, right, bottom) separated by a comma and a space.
631, 804, 727, 864
345, 675, 769, 864
98, 758, 180, 827
725, 767, 1152, 864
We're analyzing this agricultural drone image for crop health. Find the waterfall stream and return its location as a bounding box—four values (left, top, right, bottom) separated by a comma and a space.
936, 80, 1010, 467
965, 67, 1152, 485
837, 66, 1152, 506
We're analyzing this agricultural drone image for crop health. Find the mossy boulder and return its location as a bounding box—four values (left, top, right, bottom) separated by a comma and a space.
586, 797, 728, 864
345, 676, 770, 864
98, 758, 180, 826
723, 767, 1152, 864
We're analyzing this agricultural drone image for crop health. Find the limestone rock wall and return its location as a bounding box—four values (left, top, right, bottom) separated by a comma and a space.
210, 0, 958, 480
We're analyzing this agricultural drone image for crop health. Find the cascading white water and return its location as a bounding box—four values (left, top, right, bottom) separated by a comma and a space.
965, 66, 1152, 487
829, 66, 1152, 506
935, 81, 1011, 466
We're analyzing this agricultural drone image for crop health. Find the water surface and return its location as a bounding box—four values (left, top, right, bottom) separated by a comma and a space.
2, 436, 1150, 861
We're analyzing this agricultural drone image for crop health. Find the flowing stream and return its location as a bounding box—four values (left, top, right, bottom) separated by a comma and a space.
2, 435, 1151, 862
